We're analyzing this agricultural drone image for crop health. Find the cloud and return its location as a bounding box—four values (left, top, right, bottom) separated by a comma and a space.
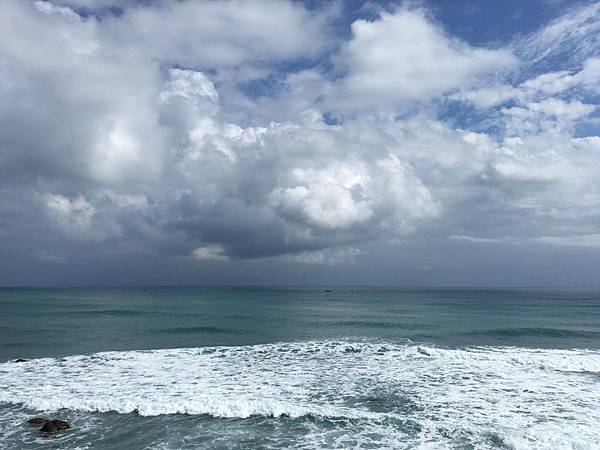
500, 99, 596, 137
160, 69, 219, 107
287, 247, 361, 265
102, 0, 334, 70
453, 57, 600, 109
0, 0, 599, 286
533, 234, 600, 248
192, 245, 228, 261
450, 234, 600, 251
513, 2, 600, 72
448, 235, 511, 244
0, 0, 165, 187
330, 8, 516, 110
44, 195, 98, 237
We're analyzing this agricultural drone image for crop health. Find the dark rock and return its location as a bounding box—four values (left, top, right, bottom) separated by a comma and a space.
26, 418, 48, 426
14, 358, 27, 363
40, 420, 70, 433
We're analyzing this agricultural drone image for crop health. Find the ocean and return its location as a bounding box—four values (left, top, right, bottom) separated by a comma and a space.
0, 287, 599, 449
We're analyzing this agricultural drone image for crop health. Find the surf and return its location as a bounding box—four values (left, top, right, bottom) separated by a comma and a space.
1, 340, 599, 448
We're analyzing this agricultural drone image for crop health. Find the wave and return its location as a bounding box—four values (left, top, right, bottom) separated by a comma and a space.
1, 340, 599, 447
318, 320, 430, 330
464, 327, 600, 339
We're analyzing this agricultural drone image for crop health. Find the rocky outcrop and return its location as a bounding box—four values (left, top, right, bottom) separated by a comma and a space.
40, 420, 70, 433
26, 418, 71, 433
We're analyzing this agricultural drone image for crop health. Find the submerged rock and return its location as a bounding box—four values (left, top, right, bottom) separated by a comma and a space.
40, 420, 70, 433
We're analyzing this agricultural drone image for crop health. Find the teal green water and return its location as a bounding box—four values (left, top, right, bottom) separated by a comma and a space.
1, 288, 599, 448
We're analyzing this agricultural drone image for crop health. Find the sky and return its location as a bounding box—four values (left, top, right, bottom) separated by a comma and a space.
0, 0, 599, 287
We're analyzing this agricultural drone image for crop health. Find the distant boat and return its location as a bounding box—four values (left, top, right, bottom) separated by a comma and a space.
323, 289, 335, 293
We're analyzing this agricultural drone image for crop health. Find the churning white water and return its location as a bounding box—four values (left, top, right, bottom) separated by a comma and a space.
1, 340, 599, 449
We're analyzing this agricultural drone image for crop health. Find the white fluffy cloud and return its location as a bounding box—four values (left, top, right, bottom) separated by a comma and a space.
331, 8, 516, 110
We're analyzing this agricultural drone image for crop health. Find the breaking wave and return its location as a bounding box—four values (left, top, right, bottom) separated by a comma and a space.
1, 340, 599, 448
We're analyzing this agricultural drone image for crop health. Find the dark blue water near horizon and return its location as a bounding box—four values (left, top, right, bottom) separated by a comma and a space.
1, 287, 599, 449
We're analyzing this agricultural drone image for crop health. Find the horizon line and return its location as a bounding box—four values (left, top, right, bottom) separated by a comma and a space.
2, 284, 600, 290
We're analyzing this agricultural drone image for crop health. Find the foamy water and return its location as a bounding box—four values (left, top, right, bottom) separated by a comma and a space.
1, 340, 599, 449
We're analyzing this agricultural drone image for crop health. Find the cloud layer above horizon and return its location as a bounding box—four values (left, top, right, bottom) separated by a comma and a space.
1, 0, 600, 286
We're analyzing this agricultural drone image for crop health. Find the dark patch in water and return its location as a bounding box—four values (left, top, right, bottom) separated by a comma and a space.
39, 309, 148, 318
353, 394, 422, 415
483, 431, 510, 448
464, 327, 600, 339
159, 326, 235, 335
96, 309, 145, 317
1, 342, 33, 348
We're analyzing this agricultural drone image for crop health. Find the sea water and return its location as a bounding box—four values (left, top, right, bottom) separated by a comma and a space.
0, 287, 599, 449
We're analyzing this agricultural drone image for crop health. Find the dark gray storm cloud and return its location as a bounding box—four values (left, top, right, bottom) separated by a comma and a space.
0, 0, 599, 286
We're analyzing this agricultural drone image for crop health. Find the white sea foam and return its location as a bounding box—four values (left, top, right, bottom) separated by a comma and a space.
1, 340, 600, 449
